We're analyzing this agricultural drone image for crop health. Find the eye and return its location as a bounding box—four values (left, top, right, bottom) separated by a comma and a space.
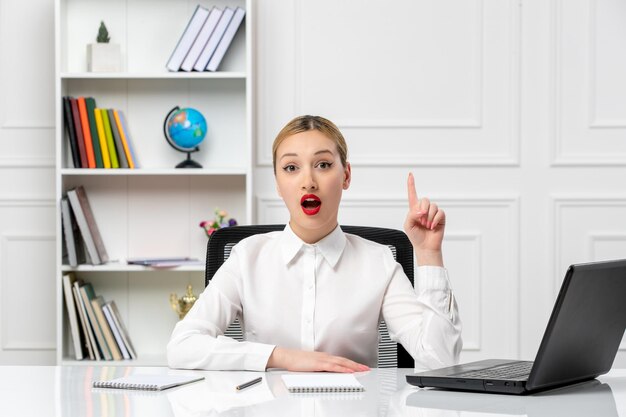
317, 162, 333, 169
282, 164, 297, 173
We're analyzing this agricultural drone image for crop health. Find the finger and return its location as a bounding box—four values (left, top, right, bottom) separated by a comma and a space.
331, 356, 369, 372
419, 198, 430, 226
427, 203, 438, 228
325, 363, 355, 373
407, 173, 419, 208
431, 209, 446, 230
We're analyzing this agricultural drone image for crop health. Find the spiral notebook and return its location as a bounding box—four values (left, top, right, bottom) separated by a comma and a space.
92, 374, 204, 391
281, 374, 365, 393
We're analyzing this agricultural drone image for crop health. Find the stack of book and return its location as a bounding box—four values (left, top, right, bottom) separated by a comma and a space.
61, 185, 108, 266
62, 96, 137, 169
63, 273, 136, 361
166, 5, 246, 72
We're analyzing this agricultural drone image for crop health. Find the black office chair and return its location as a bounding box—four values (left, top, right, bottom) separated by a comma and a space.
205, 224, 415, 368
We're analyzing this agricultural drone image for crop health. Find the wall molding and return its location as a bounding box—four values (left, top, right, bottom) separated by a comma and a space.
446, 232, 483, 351
257, 0, 520, 167
0, 233, 55, 351
551, 0, 626, 166
257, 194, 520, 355
0, 157, 55, 169
551, 195, 626, 295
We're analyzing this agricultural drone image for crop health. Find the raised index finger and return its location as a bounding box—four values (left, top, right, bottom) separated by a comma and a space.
407, 172, 419, 208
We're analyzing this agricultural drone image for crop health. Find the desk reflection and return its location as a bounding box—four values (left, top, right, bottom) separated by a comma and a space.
166, 369, 399, 417
396, 380, 620, 417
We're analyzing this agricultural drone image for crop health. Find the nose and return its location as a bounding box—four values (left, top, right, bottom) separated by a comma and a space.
301, 168, 317, 190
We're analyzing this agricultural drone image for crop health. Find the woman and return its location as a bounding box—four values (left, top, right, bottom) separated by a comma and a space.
167, 115, 462, 372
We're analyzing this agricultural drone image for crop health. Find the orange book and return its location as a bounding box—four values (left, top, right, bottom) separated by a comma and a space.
77, 97, 96, 168
113, 110, 134, 169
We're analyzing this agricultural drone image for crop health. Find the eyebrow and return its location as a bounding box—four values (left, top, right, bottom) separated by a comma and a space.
279, 149, 334, 161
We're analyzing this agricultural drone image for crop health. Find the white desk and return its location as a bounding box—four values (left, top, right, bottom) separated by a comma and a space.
0, 366, 624, 416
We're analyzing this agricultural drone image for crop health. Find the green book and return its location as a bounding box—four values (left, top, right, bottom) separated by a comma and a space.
79, 282, 112, 360
85, 98, 103, 168
101, 109, 119, 168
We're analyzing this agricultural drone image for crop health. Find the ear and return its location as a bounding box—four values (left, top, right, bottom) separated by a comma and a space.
342, 162, 352, 190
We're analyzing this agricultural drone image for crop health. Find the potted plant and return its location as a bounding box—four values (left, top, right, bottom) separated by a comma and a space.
87, 21, 121, 72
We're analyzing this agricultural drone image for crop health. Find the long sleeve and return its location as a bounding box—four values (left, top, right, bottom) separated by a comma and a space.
382, 262, 463, 371
166, 248, 276, 371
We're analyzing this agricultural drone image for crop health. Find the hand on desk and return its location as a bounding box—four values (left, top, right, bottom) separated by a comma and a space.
266, 346, 370, 373
404, 172, 445, 267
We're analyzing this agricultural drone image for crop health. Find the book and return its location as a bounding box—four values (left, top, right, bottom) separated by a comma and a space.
117, 111, 139, 168
70, 98, 88, 168
62, 273, 85, 360
77, 97, 96, 168
193, 7, 234, 72
94, 108, 111, 168
102, 302, 131, 360
101, 109, 119, 168
112, 110, 134, 169
281, 374, 365, 393
107, 109, 128, 168
61, 197, 80, 267
91, 296, 123, 361
85, 97, 104, 168
106, 300, 137, 359
93, 374, 204, 391
62, 96, 80, 168
79, 283, 112, 360
206, 7, 246, 72
180, 7, 222, 71
67, 186, 109, 264
166, 5, 211, 72
73, 280, 98, 360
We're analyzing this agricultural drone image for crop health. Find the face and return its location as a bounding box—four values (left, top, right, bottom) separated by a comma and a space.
275, 130, 351, 243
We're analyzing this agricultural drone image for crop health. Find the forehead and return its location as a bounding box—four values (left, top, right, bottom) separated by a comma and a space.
277, 130, 338, 156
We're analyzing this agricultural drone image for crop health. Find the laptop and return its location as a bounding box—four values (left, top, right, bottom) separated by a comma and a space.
406, 258, 626, 394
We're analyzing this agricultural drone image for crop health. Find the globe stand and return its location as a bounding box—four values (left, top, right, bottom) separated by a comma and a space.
176, 151, 203, 168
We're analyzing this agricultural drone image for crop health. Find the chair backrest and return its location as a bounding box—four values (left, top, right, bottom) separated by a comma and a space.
205, 224, 415, 368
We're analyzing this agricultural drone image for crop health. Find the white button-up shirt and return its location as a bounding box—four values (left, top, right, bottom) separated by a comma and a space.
167, 224, 462, 371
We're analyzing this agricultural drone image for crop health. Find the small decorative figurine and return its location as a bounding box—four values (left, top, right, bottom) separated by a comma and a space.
170, 284, 198, 320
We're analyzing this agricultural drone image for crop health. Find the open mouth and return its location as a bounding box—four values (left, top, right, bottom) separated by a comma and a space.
300, 194, 321, 215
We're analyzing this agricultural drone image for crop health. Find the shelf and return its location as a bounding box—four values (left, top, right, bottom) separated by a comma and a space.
60, 168, 247, 176
62, 263, 205, 272
56, 0, 252, 366
61, 72, 247, 80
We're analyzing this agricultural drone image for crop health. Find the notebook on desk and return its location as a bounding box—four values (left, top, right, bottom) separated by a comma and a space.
407, 259, 626, 395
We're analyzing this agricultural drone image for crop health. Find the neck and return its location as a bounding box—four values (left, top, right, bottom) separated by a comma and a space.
289, 220, 338, 244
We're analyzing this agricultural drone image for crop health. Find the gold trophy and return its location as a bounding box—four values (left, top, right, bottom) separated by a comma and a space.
170, 284, 198, 320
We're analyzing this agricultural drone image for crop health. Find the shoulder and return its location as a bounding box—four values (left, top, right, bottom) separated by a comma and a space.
230, 230, 282, 254
344, 232, 395, 259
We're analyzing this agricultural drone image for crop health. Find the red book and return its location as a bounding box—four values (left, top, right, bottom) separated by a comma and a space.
70, 98, 88, 168
77, 97, 96, 168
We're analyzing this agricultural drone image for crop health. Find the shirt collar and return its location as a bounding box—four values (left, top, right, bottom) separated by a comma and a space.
280, 223, 347, 268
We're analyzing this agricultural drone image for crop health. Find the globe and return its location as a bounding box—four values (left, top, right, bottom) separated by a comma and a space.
163, 106, 207, 168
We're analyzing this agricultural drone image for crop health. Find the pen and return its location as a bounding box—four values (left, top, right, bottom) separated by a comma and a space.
235, 376, 262, 391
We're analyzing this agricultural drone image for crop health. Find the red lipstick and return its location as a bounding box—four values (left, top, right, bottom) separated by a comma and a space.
300, 194, 321, 216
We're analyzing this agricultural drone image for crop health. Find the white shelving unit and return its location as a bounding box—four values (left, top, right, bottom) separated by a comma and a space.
54, 0, 253, 365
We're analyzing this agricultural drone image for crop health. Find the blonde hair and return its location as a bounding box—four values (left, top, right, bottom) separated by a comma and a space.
272, 115, 348, 173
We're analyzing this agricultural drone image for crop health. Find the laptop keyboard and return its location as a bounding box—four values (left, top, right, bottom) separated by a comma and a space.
453, 361, 533, 380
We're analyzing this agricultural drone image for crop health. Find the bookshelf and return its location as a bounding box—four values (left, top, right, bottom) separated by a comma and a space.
54, 0, 253, 365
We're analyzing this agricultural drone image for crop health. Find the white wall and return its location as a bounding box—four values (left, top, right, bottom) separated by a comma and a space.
0, 0, 624, 366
